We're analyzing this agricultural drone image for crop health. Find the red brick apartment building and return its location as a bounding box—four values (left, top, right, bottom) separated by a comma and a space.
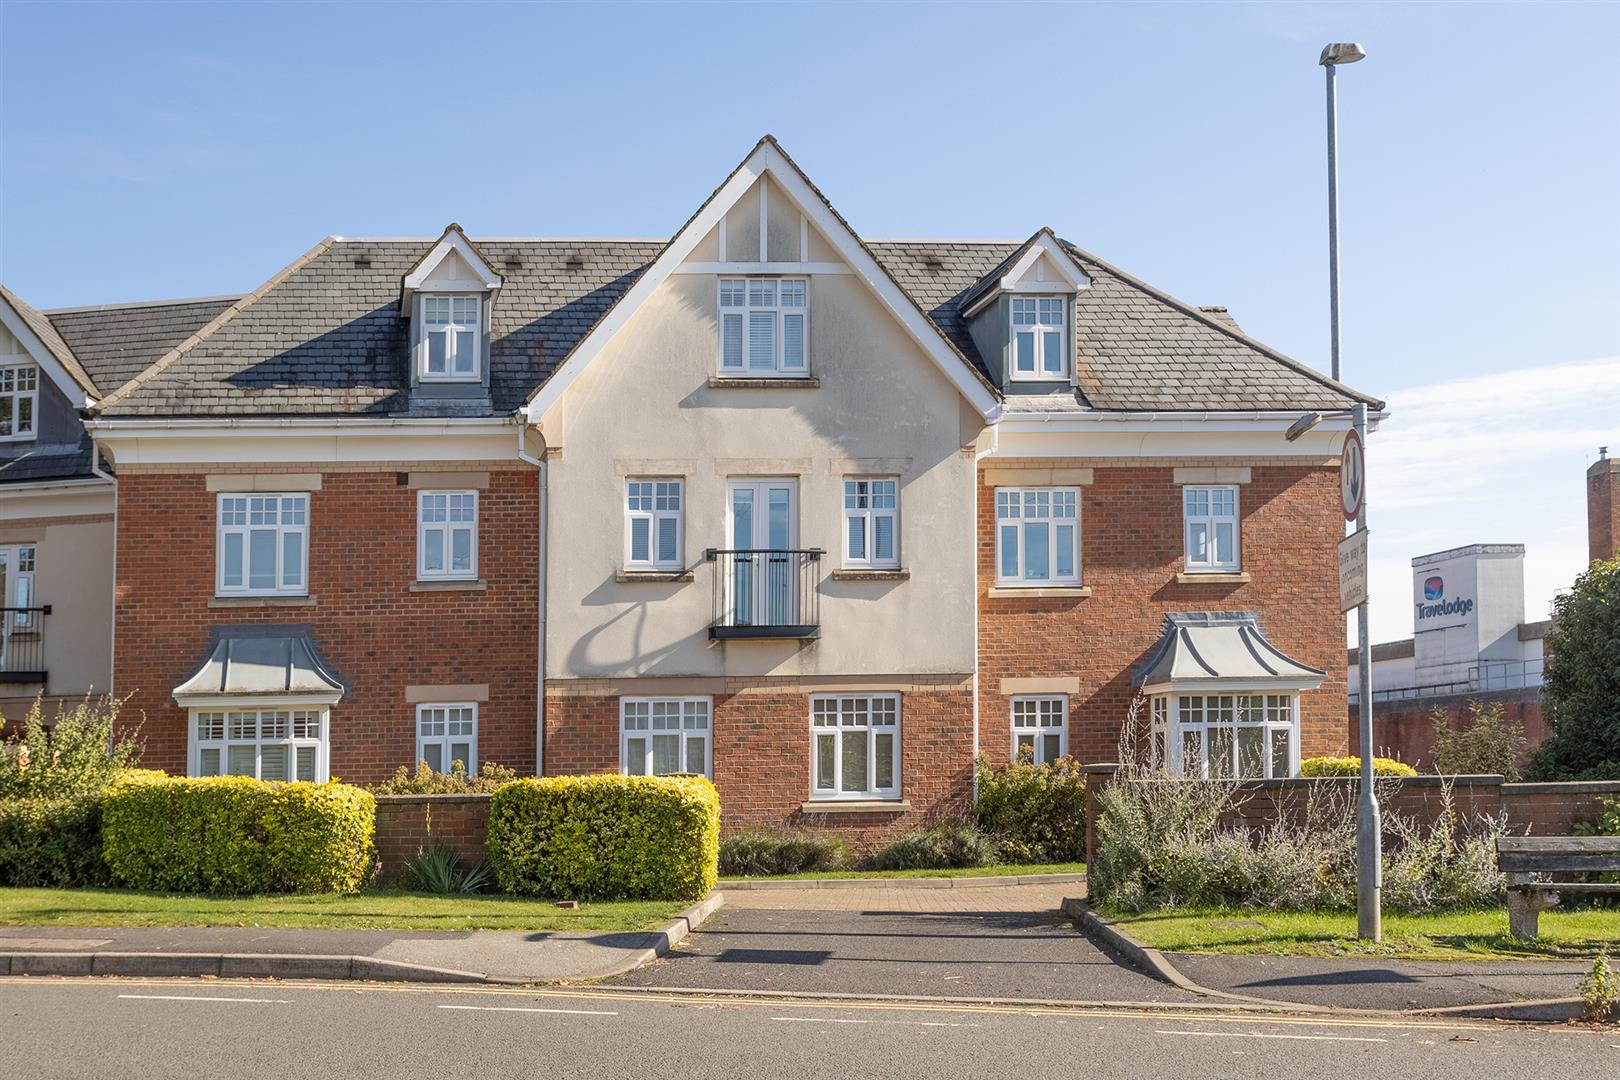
2, 138, 1380, 835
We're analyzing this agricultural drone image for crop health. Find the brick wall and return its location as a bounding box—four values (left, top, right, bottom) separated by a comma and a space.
1350, 687, 1547, 771
543, 681, 974, 848
978, 462, 1350, 767
373, 793, 491, 884
1590, 458, 1619, 563
1082, 767, 1620, 865
112, 469, 539, 782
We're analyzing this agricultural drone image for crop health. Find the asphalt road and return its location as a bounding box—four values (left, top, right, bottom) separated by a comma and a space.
612, 903, 1195, 1002
2, 978, 1614, 1079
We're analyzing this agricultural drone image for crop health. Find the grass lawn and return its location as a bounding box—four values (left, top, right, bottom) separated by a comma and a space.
1108, 905, 1620, 961
723, 861, 1085, 881
0, 887, 683, 933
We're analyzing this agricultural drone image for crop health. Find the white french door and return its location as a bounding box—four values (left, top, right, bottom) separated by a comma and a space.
725, 479, 798, 627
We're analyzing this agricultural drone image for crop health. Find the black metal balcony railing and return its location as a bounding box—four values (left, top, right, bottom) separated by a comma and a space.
704, 549, 822, 640
0, 606, 49, 683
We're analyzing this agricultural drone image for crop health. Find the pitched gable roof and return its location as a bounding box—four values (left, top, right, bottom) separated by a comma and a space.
47, 295, 238, 396
0, 283, 100, 401
522, 136, 1002, 421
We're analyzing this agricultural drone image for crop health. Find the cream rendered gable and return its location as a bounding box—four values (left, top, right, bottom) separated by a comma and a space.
525, 137, 1000, 430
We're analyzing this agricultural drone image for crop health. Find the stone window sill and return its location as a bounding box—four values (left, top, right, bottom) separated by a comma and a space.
615, 570, 695, 584
829, 568, 910, 582
707, 376, 820, 390
1174, 572, 1251, 584
410, 579, 488, 592
800, 800, 912, 814
209, 595, 316, 608
986, 586, 1091, 599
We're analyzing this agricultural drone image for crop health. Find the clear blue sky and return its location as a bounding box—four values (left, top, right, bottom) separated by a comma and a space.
3, 0, 1617, 639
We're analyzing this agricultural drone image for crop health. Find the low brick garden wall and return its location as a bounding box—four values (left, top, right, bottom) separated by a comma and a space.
373, 794, 492, 885
1081, 765, 1620, 866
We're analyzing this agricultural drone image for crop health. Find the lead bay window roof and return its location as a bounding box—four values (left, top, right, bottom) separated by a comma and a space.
1133, 611, 1325, 693
173, 625, 349, 708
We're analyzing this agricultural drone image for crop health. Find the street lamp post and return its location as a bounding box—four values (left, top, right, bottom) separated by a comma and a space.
1320, 39, 1379, 942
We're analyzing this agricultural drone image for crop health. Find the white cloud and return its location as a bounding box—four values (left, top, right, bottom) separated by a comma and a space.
1361, 355, 1620, 641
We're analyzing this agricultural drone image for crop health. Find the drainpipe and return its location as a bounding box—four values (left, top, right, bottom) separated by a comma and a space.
515, 418, 547, 777
90, 435, 116, 705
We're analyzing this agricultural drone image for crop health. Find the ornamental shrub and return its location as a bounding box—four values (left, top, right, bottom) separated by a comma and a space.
867, 820, 999, 871
1300, 756, 1417, 778
0, 694, 141, 800
973, 753, 1088, 863
372, 760, 519, 795
101, 775, 375, 894
1528, 557, 1620, 781
488, 775, 719, 901
1430, 700, 1527, 780
0, 795, 108, 886
718, 831, 850, 876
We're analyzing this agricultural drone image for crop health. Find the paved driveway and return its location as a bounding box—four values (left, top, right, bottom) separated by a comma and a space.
611, 882, 1197, 1003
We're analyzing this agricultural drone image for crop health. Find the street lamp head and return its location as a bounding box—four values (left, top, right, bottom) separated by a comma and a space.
1319, 42, 1367, 66
1285, 412, 1324, 443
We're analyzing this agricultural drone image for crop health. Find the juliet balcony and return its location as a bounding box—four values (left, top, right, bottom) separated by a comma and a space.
704, 548, 823, 641
0, 605, 50, 684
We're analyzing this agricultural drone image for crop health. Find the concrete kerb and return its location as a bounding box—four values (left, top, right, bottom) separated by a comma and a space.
0, 892, 726, 987
718, 872, 1086, 891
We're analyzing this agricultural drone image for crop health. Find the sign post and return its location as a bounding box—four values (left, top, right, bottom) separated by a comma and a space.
1343, 407, 1381, 941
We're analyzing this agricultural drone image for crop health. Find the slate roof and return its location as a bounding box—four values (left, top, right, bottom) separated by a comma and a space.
78, 230, 1377, 418
93, 239, 662, 417
0, 284, 99, 396
47, 296, 238, 398
0, 434, 95, 484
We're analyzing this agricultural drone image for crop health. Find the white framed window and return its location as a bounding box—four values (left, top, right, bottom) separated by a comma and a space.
1010, 296, 1066, 379
416, 703, 477, 773
1183, 485, 1240, 572
420, 295, 482, 381
0, 363, 38, 440
625, 478, 683, 570
621, 697, 711, 778
994, 487, 1080, 586
1150, 692, 1297, 779
810, 694, 900, 800
843, 477, 898, 568
718, 278, 807, 375
418, 490, 478, 580
1011, 696, 1068, 764
217, 493, 309, 596
190, 708, 326, 782
0, 544, 36, 629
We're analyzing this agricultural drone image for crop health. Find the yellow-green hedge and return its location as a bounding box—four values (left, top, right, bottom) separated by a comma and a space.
1300, 756, 1418, 778
488, 775, 719, 900
101, 775, 375, 894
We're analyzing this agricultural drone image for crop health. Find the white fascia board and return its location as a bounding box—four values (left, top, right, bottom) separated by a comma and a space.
525, 142, 1000, 423
85, 416, 520, 467
0, 300, 96, 408
986, 411, 1361, 459
0, 479, 114, 521
402, 231, 503, 295
175, 692, 343, 710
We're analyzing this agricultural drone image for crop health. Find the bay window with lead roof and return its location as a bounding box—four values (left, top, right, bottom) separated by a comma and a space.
1148, 692, 1298, 779
810, 694, 900, 800
191, 708, 326, 782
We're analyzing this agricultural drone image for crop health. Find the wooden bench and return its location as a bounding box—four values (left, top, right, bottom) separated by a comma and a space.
1495, 836, 1620, 940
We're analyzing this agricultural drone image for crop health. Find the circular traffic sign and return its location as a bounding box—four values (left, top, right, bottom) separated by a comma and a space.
1340, 428, 1365, 521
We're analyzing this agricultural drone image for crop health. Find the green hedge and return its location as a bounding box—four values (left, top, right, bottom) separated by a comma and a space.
1300, 756, 1417, 778
0, 795, 108, 887
101, 776, 376, 894
488, 775, 719, 900
974, 754, 1088, 863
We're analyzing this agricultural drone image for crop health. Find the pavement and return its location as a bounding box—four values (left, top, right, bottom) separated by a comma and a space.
612, 881, 1198, 1003
1167, 951, 1601, 1013
0, 893, 720, 983
3, 977, 1613, 1080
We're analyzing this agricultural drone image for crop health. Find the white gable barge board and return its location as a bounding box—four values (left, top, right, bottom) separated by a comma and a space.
84, 416, 522, 467
0, 294, 97, 407
961, 231, 1092, 318
525, 138, 1002, 423
400, 224, 504, 308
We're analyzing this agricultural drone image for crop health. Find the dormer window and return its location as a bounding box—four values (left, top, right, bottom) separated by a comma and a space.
0, 363, 38, 440
421, 296, 481, 381
1010, 297, 1067, 380
718, 278, 807, 375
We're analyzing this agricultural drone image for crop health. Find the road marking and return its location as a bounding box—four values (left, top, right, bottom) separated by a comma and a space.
118, 994, 290, 1005
437, 1005, 618, 1017
1157, 1029, 1387, 1044
773, 1016, 979, 1028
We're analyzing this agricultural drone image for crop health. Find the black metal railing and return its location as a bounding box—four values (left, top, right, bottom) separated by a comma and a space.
704, 549, 822, 640
0, 605, 49, 683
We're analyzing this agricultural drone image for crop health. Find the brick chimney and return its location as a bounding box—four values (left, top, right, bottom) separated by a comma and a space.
1591, 447, 1620, 562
